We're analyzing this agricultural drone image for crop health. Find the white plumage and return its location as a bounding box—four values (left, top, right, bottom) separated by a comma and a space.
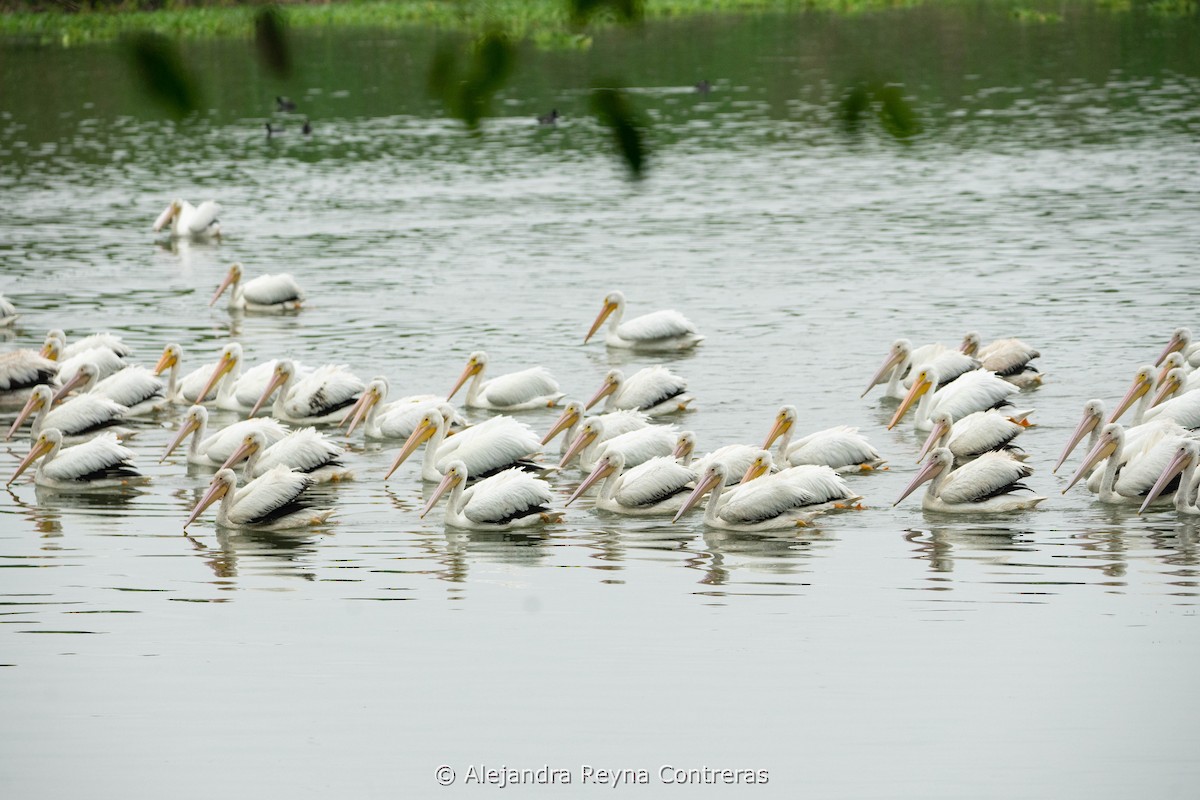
584, 366, 692, 417
1065, 423, 1196, 505
6, 385, 127, 442
567, 451, 697, 515
154, 343, 219, 405
960, 332, 1042, 388
1143, 375, 1200, 428
47, 330, 133, 360
1138, 440, 1200, 515
896, 449, 1044, 513
1156, 327, 1200, 370
343, 377, 451, 439
53, 345, 126, 386
918, 409, 1029, 463
889, 366, 1019, 431
54, 362, 165, 417
559, 418, 678, 472
762, 405, 885, 472
161, 405, 288, 467
154, 199, 221, 240
223, 427, 351, 483
541, 401, 649, 453
0, 349, 57, 405
446, 351, 563, 411
7, 429, 147, 491
210, 262, 304, 312
675, 434, 762, 486
0, 294, 17, 327
420, 462, 560, 530
387, 409, 543, 483
672, 462, 838, 530
584, 290, 703, 351
185, 467, 333, 531
251, 360, 363, 424
197, 343, 287, 414
862, 338, 979, 400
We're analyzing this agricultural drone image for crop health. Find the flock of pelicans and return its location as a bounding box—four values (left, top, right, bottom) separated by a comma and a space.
2, 214, 1200, 532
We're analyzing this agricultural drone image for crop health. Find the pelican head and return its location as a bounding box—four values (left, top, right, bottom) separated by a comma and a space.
1138, 440, 1197, 514
153, 199, 183, 232
40, 330, 64, 360
154, 343, 182, 376
220, 431, 268, 471
6, 384, 53, 441
7, 428, 63, 486
960, 331, 981, 356
1053, 399, 1104, 473
542, 400, 584, 445
250, 359, 295, 417
739, 450, 774, 484
209, 263, 244, 307
197, 344, 241, 401
447, 351, 487, 401
584, 369, 623, 410
386, 410, 442, 480
421, 461, 467, 518
762, 405, 798, 450
185, 469, 237, 529
52, 361, 99, 404
559, 420, 602, 468
1150, 367, 1186, 408
894, 448, 953, 506
862, 338, 912, 398
162, 405, 208, 462
343, 377, 388, 434
889, 366, 938, 429
1157, 352, 1185, 386
584, 291, 626, 343
567, 451, 625, 506
916, 411, 956, 462
1109, 365, 1156, 422
1064, 423, 1124, 494
673, 462, 729, 523
673, 431, 696, 463
1156, 327, 1192, 367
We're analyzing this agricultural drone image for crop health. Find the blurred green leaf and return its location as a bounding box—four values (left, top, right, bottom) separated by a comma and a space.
254, 6, 292, 80
430, 32, 516, 131
124, 33, 200, 118
874, 84, 920, 139
840, 83, 870, 134
570, 0, 644, 28
427, 42, 458, 99
590, 85, 646, 180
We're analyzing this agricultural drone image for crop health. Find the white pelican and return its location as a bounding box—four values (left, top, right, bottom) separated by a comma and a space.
386, 409, 543, 482
566, 451, 697, 516
6, 385, 128, 442
1148, 368, 1200, 420
584, 290, 703, 351
250, 360, 363, 424
888, 366, 1019, 431
0, 294, 17, 327
52, 362, 166, 417
45, 329, 132, 360
185, 466, 334, 531
762, 405, 885, 473
673, 432, 762, 486
343, 377, 454, 439
671, 463, 828, 531
210, 263, 304, 313
959, 333, 1042, 389
1139, 440, 1200, 515
916, 409, 1029, 464
559, 419, 678, 472
220, 428, 352, 483
154, 344, 219, 405
446, 351, 563, 411
1156, 327, 1200, 370
584, 367, 692, 417
153, 199, 221, 240
1064, 423, 1194, 505
739, 453, 864, 513
895, 449, 1044, 513
1110, 365, 1200, 428
1054, 400, 1106, 474
48, 341, 126, 385
0, 350, 57, 408
161, 405, 288, 467
195, 343, 284, 414
862, 339, 978, 400
1156, 354, 1199, 394
540, 401, 649, 453
420, 462, 562, 530
7, 429, 147, 492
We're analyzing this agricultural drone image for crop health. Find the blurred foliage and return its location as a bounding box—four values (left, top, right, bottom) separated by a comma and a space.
841, 81, 921, 139
590, 85, 646, 179
568, 0, 643, 28
427, 31, 517, 131
254, 5, 292, 78
123, 31, 200, 116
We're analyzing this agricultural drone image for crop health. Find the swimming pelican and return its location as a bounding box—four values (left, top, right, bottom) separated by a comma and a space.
673, 432, 761, 485
220, 428, 352, 483
1054, 399, 1106, 473
153, 199, 221, 240
0, 349, 57, 408
386, 410, 543, 482
862, 339, 978, 400
1064, 422, 1193, 505
559, 419, 678, 472
540, 402, 649, 453
195, 343, 284, 414
184, 466, 334, 531
48, 341, 126, 385
45, 329, 132, 360
761, 405, 885, 472
959, 333, 1042, 389
446, 351, 563, 410
0, 294, 17, 327
1138, 440, 1200, 515
739, 453, 864, 513
342, 377, 449, 438
671, 462, 832, 531
566, 450, 697, 516
1156, 327, 1200, 369
584, 290, 703, 351
210, 263, 304, 312
161, 405, 288, 467
250, 360, 363, 424
52, 362, 165, 417
583, 367, 692, 417
154, 344, 220, 404
1157, 353, 1198, 390
895, 449, 1044, 513
419, 462, 562, 530
888, 366, 1019, 431
917, 409, 1030, 464
1110, 365, 1200, 428
6, 385, 128, 442
7, 429, 147, 491
1148, 367, 1200, 418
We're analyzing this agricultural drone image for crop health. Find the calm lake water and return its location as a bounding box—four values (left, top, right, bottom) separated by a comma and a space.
2, 5, 1199, 797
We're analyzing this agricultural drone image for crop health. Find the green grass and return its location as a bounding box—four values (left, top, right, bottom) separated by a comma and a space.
0, 0, 927, 46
